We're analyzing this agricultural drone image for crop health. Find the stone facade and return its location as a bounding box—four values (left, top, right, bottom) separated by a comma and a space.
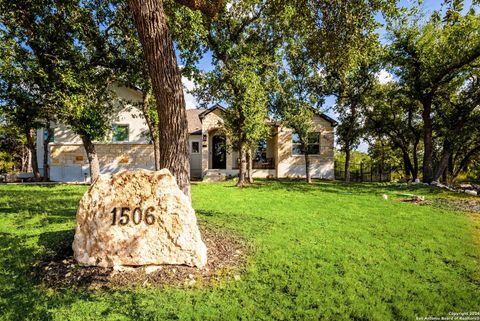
49, 144, 155, 181
37, 85, 336, 181
277, 116, 335, 179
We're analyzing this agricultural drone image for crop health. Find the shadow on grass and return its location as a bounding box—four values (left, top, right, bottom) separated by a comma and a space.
0, 232, 91, 319
241, 179, 444, 196
38, 229, 75, 261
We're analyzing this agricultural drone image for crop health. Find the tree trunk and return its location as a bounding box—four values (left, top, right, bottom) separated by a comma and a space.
128, 0, 191, 198
432, 140, 452, 182
247, 148, 253, 184
401, 150, 412, 181
344, 146, 351, 182
80, 135, 100, 183
304, 151, 311, 183
43, 124, 53, 181
25, 128, 40, 179
237, 142, 247, 187
142, 91, 160, 171
412, 140, 419, 181
452, 144, 480, 179
433, 150, 451, 183
422, 99, 434, 183
21, 145, 28, 172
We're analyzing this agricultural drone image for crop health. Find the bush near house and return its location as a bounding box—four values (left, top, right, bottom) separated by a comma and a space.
0, 181, 479, 320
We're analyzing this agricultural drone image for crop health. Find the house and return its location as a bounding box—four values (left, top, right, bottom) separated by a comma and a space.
36, 85, 337, 182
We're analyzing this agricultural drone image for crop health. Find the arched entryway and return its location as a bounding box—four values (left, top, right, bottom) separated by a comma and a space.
211, 135, 226, 169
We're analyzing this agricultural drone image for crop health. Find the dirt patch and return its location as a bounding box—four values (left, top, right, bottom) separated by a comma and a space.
432, 198, 480, 214
32, 226, 248, 289
398, 194, 427, 205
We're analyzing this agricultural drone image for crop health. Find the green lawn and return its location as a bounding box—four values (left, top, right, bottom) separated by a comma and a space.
0, 180, 479, 320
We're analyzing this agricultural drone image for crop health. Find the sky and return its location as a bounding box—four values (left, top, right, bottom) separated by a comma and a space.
180, 0, 475, 152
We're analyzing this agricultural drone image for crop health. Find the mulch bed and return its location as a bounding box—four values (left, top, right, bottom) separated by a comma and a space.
432, 198, 480, 214
32, 226, 249, 289
398, 195, 480, 214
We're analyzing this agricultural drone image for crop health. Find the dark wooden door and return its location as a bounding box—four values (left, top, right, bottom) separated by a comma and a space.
212, 135, 226, 169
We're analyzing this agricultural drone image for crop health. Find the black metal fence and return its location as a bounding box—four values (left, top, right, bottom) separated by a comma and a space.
334, 161, 392, 182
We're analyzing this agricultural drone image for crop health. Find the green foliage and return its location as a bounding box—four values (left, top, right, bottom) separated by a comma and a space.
335, 150, 372, 166
0, 182, 479, 320
0, 0, 124, 143
0, 151, 14, 173
185, 0, 282, 152
384, 5, 480, 180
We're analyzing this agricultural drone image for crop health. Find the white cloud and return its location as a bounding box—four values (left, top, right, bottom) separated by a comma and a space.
182, 76, 197, 109
376, 70, 394, 84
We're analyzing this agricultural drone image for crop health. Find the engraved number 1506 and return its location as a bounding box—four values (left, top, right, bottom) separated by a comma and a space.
111, 206, 156, 226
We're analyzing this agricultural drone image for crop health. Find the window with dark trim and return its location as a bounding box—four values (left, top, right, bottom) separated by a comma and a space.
112, 124, 129, 142
255, 139, 268, 162
292, 132, 320, 155
43, 128, 54, 143
191, 141, 200, 154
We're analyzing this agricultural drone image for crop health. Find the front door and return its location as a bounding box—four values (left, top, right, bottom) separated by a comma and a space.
212, 135, 226, 169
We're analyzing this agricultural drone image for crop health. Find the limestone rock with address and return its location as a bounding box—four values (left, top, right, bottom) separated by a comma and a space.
72, 169, 207, 268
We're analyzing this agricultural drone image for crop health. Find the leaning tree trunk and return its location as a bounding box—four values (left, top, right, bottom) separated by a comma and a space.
80, 135, 100, 183
247, 149, 254, 184
128, 0, 191, 198
142, 91, 161, 171
25, 128, 40, 179
422, 99, 434, 183
237, 142, 247, 187
433, 151, 451, 183
304, 151, 312, 183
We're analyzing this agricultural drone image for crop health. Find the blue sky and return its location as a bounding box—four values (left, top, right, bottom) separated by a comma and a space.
181, 0, 475, 152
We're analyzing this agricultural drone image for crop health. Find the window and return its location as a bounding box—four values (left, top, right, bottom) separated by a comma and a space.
292, 132, 320, 155
112, 124, 129, 142
43, 128, 54, 143
191, 141, 200, 154
255, 139, 268, 162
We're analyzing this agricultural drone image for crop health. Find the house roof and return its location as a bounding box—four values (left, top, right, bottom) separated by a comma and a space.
198, 104, 226, 119
319, 113, 338, 127
196, 104, 338, 127
186, 108, 205, 134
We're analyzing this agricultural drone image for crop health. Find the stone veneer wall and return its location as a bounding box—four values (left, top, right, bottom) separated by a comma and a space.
50, 144, 154, 168
277, 115, 335, 179
49, 144, 155, 181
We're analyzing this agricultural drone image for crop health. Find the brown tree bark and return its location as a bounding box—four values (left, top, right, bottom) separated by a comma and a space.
237, 143, 247, 187
304, 151, 311, 183
80, 135, 100, 183
42, 124, 53, 181
142, 91, 160, 171
247, 149, 254, 184
344, 145, 351, 182
128, 0, 191, 198
25, 128, 40, 179
421, 98, 434, 183
433, 140, 452, 182
433, 150, 451, 183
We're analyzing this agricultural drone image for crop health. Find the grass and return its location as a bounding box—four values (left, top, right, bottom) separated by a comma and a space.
0, 180, 479, 320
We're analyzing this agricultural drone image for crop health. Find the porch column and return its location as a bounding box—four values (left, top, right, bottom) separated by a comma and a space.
201, 133, 209, 177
